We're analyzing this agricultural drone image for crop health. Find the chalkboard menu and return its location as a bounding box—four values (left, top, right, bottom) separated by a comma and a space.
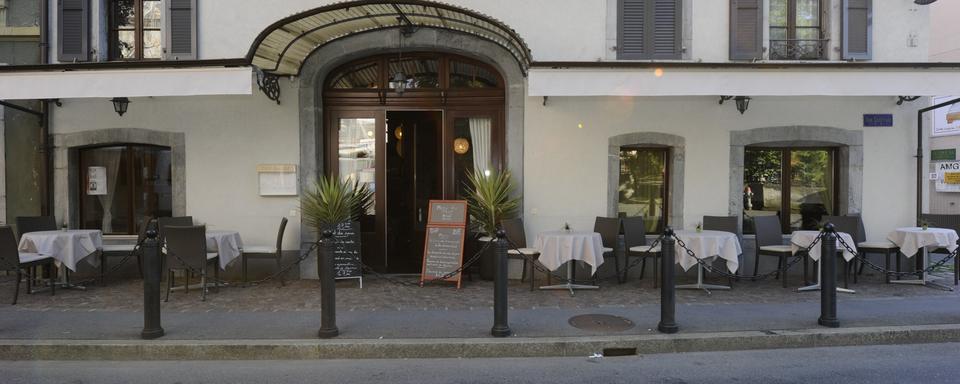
330, 221, 362, 283
421, 200, 468, 288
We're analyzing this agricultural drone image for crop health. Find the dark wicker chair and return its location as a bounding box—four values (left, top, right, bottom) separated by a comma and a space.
622, 216, 661, 286
15, 216, 57, 240
753, 215, 794, 288
242, 217, 288, 286
501, 218, 541, 291
164, 225, 219, 301
822, 216, 863, 289
593, 217, 621, 285
100, 217, 155, 283
0, 226, 56, 304
703, 216, 742, 284
919, 214, 960, 286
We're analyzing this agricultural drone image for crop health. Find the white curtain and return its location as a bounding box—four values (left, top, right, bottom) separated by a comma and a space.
91, 150, 122, 233
468, 117, 492, 176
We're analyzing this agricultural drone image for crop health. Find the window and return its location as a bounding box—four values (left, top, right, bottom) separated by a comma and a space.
78, 145, 172, 235
338, 118, 377, 214
618, 147, 669, 233
109, 0, 162, 60
618, 0, 682, 60
743, 148, 837, 234
769, 0, 824, 60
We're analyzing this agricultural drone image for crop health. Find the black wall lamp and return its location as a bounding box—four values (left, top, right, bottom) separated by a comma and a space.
719, 96, 751, 115
110, 97, 130, 116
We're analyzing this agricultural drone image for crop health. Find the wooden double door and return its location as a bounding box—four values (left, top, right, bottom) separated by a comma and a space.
326, 108, 503, 273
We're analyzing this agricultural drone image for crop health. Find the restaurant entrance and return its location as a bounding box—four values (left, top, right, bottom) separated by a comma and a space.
324, 52, 506, 273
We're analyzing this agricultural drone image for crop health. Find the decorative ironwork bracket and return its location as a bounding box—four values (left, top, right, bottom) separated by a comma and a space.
897, 96, 922, 105
255, 68, 281, 104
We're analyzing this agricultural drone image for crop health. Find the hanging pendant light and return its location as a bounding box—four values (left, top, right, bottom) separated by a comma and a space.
389, 23, 408, 96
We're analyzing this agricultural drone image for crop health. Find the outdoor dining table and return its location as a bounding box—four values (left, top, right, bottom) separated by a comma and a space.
206, 229, 243, 270
886, 227, 959, 290
673, 229, 741, 292
18, 229, 103, 290
533, 230, 604, 296
790, 230, 857, 294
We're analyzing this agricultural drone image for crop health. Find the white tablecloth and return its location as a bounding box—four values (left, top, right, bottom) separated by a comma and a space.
207, 230, 243, 270
887, 227, 959, 258
533, 231, 604, 275
673, 230, 741, 273
18, 230, 103, 271
790, 230, 857, 262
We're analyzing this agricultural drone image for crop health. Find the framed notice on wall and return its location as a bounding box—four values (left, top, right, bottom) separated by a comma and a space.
87, 166, 107, 195
934, 161, 960, 193
257, 164, 298, 196
932, 96, 960, 137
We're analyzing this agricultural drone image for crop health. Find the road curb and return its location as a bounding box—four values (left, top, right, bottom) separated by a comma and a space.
3, 324, 960, 360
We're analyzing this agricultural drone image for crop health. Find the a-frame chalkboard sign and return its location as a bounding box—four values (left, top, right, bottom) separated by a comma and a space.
420, 200, 468, 288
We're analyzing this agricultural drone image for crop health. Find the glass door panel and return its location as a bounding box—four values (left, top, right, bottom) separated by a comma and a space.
338, 118, 378, 215
618, 147, 668, 233
789, 149, 834, 231
743, 149, 784, 234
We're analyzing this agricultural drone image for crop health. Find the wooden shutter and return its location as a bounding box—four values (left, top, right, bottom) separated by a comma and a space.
619, 0, 647, 59
729, 0, 762, 60
843, 0, 872, 60
619, 0, 681, 59
57, 0, 89, 62
164, 0, 197, 60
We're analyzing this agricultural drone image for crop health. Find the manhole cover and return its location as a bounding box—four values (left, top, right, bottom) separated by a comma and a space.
568, 314, 635, 332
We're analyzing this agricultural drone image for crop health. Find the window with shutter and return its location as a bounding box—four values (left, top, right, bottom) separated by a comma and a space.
729, 0, 763, 60
58, 0, 90, 62
108, 0, 162, 60
165, 0, 196, 60
618, 0, 681, 60
769, 0, 825, 60
843, 0, 872, 60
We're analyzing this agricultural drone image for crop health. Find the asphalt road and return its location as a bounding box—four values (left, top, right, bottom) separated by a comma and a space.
4, 343, 960, 384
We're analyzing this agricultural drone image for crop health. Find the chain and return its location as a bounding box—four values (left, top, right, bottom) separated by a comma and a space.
68, 220, 158, 286
360, 238, 491, 287
163, 239, 322, 287
501, 234, 667, 285
672, 230, 825, 281
835, 234, 959, 278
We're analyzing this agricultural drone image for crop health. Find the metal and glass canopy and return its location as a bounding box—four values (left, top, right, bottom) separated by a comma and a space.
247, 0, 532, 76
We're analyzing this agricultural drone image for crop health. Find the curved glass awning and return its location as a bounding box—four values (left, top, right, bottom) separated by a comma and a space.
247, 0, 532, 76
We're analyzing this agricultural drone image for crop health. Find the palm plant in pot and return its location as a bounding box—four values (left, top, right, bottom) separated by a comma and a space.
301, 175, 374, 277
464, 169, 521, 280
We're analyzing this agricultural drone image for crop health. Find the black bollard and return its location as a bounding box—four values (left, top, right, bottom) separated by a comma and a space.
658, 227, 679, 334
318, 230, 339, 338
491, 229, 512, 337
141, 229, 164, 339
818, 224, 839, 328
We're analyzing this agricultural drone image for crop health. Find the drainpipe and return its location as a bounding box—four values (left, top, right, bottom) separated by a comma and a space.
39, 0, 52, 217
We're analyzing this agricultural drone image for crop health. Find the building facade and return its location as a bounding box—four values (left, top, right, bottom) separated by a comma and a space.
1, 0, 956, 279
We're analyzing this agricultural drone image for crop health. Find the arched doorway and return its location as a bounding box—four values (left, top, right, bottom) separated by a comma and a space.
324, 52, 506, 273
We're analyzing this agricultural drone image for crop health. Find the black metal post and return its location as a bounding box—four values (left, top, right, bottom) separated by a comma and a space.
318, 230, 339, 338
141, 229, 164, 339
658, 227, 678, 334
491, 229, 512, 337
818, 224, 839, 328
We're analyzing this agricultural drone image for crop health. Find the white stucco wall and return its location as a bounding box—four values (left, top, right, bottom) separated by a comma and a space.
523, 95, 919, 243
46, 0, 928, 64
50, 80, 302, 250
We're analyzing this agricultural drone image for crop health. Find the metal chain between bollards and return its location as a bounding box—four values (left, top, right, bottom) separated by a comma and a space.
671, 230, 827, 281
504, 235, 667, 285
359, 238, 491, 287
834, 235, 959, 278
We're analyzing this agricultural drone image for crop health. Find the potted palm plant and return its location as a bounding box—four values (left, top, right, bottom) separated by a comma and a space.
301, 175, 374, 278
464, 169, 521, 280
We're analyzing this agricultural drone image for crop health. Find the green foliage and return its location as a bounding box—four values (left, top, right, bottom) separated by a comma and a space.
301, 176, 373, 231
464, 169, 521, 237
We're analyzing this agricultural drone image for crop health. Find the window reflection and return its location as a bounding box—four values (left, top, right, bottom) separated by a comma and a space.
387, 57, 439, 89
618, 147, 668, 234
330, 61, 380, 89
79, 145, 172, 235
339, 118, 377, 214
450, 60, 497, 88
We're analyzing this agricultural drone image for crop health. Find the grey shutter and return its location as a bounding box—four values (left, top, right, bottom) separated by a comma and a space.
618, 0, 680, 59
618, 0, 647, 59
651, 0, 681, 59
164, 0, 197, 60
729, 0, 762, 60
843, 0, 872, 60
57, 0, 89, 62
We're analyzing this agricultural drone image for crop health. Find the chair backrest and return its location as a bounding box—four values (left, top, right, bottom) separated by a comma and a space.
822, 215, 864, 243
500, 218, 528, 248
15, 216, 57, 239
622, 216, 648, 249
163, 225, 207, 272
0, 226, 21, 270
274, 217, 289, 254
157, 216, 193, 242
920, 214, 960, 234
593, 217, 620, 249
703, 216, 741, 240
753, 215, 784, 247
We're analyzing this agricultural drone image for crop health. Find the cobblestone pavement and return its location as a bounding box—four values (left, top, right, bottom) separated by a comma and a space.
0, 269, 956, 313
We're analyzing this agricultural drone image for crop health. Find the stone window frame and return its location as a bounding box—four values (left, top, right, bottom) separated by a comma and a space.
729, 125, 863, 220
608, 132, 685, 229
53, 128, 186, 227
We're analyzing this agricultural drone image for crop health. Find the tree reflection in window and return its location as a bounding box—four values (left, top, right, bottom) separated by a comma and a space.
618, 147, 668, 234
